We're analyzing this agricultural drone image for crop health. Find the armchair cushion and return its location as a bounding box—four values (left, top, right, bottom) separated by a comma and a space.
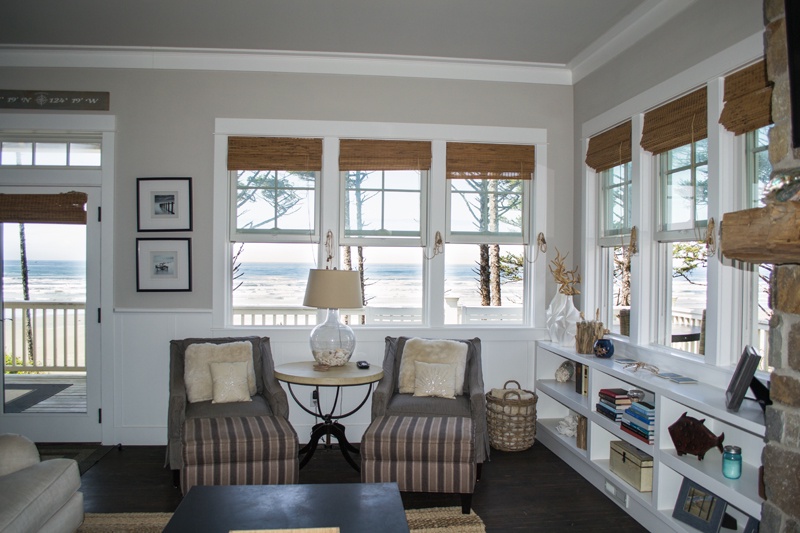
413, 361, 458, 399
398, 337, 468, 394
210, 362, 252, 404
185, 341, 256, 403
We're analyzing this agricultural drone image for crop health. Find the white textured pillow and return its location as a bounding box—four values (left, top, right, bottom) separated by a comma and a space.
184, 341, 256, 403
398, 338, 468, 395
413, 361, 458, 399
210, 362, 252, 404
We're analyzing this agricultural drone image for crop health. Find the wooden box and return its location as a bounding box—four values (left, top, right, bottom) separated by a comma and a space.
609, 440, 653, 492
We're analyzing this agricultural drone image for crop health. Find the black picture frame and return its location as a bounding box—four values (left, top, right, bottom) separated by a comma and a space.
136, 238, 192, 292
672, 477, 727, 533
136, 177, 192, 232
725, 345, 762, 412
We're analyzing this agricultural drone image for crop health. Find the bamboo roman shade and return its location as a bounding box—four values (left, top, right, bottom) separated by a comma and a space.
719, 60, 773, 135
227, 137, 323, 171
585, 120, 632, 172
446, 142, 535, 179
339, 139, 431, 170
0, 191, 88, 224
641, 87, 707, 155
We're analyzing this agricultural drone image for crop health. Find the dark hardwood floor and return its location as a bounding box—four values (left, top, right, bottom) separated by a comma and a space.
78, 441, 647, 532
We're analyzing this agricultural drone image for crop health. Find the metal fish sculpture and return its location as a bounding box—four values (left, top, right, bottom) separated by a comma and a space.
668, 412, 724, 460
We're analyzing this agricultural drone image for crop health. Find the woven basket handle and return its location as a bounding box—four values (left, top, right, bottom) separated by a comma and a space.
503, 380, 521, 390
502, 390, 522, 401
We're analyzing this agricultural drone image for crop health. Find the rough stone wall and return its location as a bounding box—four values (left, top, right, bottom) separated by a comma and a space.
761, 1, 800, 531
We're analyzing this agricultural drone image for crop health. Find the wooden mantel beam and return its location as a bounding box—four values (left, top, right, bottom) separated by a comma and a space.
721, 202, 800, 265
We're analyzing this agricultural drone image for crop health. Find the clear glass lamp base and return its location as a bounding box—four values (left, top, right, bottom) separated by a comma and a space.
309, 308, 355, 367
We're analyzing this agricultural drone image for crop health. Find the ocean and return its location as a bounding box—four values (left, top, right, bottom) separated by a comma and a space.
0, 260, 525, 308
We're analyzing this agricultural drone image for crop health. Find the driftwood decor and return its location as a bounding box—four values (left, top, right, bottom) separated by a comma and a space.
575, 310, 605, 354
721, 202, 800, 264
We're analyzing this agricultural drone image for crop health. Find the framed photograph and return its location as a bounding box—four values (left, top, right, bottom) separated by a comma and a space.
137, 177, 192, 231
136, 238, 192, 292
672, 478, 727, 533
725, 345, 762, 412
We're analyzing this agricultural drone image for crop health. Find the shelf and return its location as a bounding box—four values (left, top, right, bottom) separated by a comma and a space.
660, 449, 763, 518
537, 418, 588, 460
536, 379, 589, 414
535, 341, 764, 532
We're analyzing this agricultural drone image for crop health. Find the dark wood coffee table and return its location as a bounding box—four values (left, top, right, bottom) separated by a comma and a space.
163, 482, 409, 533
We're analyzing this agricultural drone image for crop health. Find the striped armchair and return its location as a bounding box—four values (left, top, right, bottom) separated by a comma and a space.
167, 336, 299, 494
363, 336, 487, 513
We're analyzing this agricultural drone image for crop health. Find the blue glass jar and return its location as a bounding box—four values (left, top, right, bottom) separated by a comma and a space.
722, 445, 742, 479
593, 338, 614, 358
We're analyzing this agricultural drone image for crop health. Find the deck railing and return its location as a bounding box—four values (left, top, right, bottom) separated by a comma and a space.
3, 302, 85, 373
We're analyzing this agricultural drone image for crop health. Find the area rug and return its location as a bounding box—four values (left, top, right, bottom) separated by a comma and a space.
4, 383, 71, 413
36, 443, 114, 475
77, 507, 485, 532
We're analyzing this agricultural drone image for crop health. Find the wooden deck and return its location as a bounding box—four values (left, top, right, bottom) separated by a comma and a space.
3, 373, 87, 413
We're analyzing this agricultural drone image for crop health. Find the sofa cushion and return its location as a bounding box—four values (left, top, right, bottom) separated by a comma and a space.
0, 434, 40, 476
0, 458, 80, 533
184, 341, 256, 403
398, 338, 468, 395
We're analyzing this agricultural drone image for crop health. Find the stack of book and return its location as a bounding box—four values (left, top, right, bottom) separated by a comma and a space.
620, 401, 655, 444
596, 388, 630, 422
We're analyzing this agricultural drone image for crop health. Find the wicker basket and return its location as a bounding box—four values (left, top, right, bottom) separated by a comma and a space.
486, 380, 538, 452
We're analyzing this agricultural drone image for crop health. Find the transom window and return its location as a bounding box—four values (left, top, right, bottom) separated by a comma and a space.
0, 136, 101, 167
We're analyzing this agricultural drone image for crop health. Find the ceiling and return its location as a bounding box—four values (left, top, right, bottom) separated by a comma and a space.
2, 0, 694, 77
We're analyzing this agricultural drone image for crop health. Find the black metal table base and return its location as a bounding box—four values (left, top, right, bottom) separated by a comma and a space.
299, 417, 361, 471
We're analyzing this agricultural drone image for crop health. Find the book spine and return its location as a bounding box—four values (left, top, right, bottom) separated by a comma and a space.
575, 363, 583, 395
621, 414, 654, 433
623, 408, 655, 425
620, 423, 654, 444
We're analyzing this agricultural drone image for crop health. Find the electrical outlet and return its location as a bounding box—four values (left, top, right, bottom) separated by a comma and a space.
311, 390, 319, 410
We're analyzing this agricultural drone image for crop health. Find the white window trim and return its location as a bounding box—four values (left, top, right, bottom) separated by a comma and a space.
212, 118, 547, 330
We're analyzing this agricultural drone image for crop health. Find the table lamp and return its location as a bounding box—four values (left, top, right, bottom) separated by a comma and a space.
303, 268, 363, 367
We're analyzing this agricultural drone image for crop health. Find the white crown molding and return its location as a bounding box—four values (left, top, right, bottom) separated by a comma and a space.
0, 45, 572, 86
570, 0, 698, 83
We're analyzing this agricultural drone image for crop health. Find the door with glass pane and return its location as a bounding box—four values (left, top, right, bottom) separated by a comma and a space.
0, 186, 101, 442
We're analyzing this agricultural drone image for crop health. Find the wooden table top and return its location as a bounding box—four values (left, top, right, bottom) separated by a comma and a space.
274, 361, 383, 386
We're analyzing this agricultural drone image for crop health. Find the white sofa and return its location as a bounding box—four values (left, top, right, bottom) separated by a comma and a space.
0, 434, 83, 533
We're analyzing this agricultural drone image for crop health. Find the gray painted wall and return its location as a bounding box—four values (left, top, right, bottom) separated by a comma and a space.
0, 67, 574, 309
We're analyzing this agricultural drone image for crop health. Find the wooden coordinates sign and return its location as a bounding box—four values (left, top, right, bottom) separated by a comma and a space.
0, 90, 110, 110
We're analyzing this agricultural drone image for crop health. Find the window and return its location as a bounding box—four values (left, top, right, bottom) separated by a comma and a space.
587, 121, 634, 336
215, 124, 544, 329
445, 142, 533, 324
746, 125, 773, 366
655, 141, 709, 355
336, 140, 430, 324
0, 137, 101, 167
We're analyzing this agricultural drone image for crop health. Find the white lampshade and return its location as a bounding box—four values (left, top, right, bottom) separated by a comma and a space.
303, 269, 363, 309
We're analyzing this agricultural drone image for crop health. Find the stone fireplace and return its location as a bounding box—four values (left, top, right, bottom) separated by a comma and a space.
760, 1, 800, 531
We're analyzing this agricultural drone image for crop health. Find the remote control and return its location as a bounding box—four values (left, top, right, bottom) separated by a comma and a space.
356, 360, 370, 369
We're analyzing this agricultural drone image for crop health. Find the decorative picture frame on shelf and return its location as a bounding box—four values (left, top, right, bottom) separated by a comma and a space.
672, 477, 727, 533
136, 238, 192, 292
136, 177, 192, 231
725, 345, 762, 412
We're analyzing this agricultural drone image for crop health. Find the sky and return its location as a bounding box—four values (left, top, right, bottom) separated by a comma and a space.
2, 223, 86, 261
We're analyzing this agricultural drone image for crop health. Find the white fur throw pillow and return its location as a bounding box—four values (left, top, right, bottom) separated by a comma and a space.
184, 341, 256, 403
210, 362, 252, 404
413, 361, 458, 399
398, 338, 468, 395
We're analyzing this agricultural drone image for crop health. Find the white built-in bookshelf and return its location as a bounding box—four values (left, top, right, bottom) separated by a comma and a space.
535, 341, 765, 533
